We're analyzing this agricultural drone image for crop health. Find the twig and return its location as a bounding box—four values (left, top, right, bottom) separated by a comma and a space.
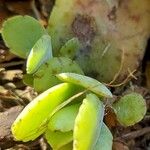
0, 60, 24, 68
118, 127, 150, 140
105, 69, 137, 87
31, 0, 41, 20
143, 115, 150, 122
108, 48, 125, 85
101, 43, 111, 58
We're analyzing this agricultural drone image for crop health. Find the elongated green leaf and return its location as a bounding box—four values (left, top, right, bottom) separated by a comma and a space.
59, 37, 80, 59
11, 83, 81, 142
113, 93, 147, 126
45, 130, 73, 150
56, 73, 112, 98
33, 57, 84, 92
73, 93, 104, 150
26, 35, 53, 74
2, 15, 46, 58
94, 123, 113, 150
48, 103, 80, 132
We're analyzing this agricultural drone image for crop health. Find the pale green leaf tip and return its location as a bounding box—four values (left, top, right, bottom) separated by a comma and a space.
26, 34, 53, 74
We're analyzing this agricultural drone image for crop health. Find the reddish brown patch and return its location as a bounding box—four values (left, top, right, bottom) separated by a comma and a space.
104, 107, 118, 128
72, 14, 97, 43
129, 15, 141, 23
76, 0, 98, 9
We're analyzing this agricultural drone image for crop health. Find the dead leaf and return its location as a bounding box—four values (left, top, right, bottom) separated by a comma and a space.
105, 107, 118, 128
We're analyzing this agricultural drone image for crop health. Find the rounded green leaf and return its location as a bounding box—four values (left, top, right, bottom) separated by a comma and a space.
113, 93, 147, 126
33, 57, 84, 92
45, 130, 73, 150
94, 123, 113, 150
26, 35, 53, 74
59, 37, 80, 59
2, 15, 46, 58
56, 73, 112, 98
11, 83, 81, 142
48, 103, 80, 132
73, 93, 104, 150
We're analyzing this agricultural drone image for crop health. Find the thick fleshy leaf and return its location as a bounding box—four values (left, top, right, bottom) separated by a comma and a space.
113, 93, 147, 126
11, 83, 81, 142
26, 35, 53, 74
45, 130, 73, 150
73, 93, 104, 150
59, 37, 80, 59
2, 15, 46, 58
33, 57, 84, 92
48, 103, 80, 132
56, 73, 112, 98
48, 0, 150, 84
94, 123, 113, 150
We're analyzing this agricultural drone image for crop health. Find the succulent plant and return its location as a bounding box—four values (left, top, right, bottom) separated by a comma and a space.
1, 11, 148, 150
48, 0, 150, 83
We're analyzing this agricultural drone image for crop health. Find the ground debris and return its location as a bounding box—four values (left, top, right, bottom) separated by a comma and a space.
0, 106, 23, 149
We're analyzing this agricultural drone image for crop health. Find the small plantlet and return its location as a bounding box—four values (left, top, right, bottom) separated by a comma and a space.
33, 57, 84, 92
1, 15, 147, 150
59, 37, 80, 59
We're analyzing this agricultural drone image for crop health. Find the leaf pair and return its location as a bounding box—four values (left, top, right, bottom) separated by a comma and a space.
12, 73, 113, 150
25, 37, 83, 92
11, 83, 81, 142
45, 93, 113, 150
